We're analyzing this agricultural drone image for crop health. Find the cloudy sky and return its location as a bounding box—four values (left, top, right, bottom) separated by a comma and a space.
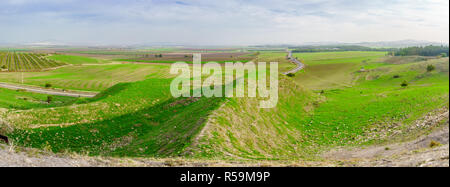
0, 0, 448, 45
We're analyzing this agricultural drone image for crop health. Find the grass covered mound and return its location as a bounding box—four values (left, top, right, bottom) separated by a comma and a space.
6, 77, 226, 157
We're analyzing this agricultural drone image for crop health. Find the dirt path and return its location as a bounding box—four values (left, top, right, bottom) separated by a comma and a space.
283, 51, 305, 75
0, 82, 97, 98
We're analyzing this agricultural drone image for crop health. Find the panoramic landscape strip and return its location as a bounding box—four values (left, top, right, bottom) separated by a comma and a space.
0, 0, 449, 183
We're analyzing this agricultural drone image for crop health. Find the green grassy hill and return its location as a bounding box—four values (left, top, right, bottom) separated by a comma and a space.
2, 53, 448, 162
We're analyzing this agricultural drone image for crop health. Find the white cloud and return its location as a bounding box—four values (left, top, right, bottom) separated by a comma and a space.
0, 0, 448, 45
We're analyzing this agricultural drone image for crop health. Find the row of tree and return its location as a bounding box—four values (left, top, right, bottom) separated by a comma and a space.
392, 45, 449, 57
291, 45, 396, 53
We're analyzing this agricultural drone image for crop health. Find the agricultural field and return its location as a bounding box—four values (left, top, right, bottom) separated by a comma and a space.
0, 63, 173, 91
291, 51, 387, 90
47, 54, 104, 65
114, 52, 258, 64
0, 50, 447, 162
0, 52, 66, 72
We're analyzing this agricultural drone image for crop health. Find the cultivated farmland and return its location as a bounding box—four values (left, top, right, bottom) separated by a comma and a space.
0, 63, 173, 91
115, 52, 257, 63
0, 52, 66, 72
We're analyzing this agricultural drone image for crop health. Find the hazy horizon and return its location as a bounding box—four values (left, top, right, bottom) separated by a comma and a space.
1, 0, 449, 46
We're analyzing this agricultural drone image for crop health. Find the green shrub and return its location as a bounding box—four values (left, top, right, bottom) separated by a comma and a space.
44, 83, 52, 88
46, 96, 53, 103
401, 80, 408, 87
427, 65, 435, 72
286, 73, 295, 77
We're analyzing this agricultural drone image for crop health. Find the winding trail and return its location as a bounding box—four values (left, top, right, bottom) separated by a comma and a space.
283, 51, 305, 75
0, 82, 97, 98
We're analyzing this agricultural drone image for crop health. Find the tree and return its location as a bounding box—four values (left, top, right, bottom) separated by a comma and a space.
427, 65, 435, 72
395, 45, 449, 57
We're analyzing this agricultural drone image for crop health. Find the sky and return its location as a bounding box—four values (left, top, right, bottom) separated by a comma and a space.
0, 0, 448, 46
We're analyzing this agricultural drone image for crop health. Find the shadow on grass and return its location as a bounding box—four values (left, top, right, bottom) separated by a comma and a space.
76, 82, 131, 104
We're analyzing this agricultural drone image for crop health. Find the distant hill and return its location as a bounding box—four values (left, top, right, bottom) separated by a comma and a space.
355, 40, 447, 48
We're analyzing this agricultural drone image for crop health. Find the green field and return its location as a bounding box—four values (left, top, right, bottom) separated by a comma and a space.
0, 51, 448, 161
293, 51, 387, 65
290, 51, 387, 90
48, 55, 102, 65
0, 63, 173, 91
0, 87, 78, 110
113, 59, 252, 64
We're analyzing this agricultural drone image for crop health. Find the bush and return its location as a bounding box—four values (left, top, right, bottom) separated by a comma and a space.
44, 83, 52, 88
401, 80, 408, 87
286, 73, 295, 77
46, 96, 53, 103
429, 140, 441, 148
393, 75, 400, 79
0, 65, 6, 69
427, 65, 435, 72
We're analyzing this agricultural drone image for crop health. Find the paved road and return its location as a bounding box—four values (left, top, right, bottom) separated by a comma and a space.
0, 82, 97, 98
283, 51, 305, 75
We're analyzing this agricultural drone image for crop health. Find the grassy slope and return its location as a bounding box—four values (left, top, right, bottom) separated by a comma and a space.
192, 76, 318, 160
6, 76, 226, 157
